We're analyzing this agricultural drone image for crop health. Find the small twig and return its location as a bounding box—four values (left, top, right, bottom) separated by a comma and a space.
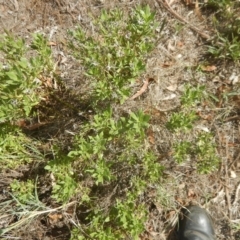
232, 182, 240, 206
129, 78, 153, 100
207, 187, 224, 204
225, 137, 232, 218
228, 150, 240, 169
195, 0, 204, 21
224, 137, 233, 237
231, 219, 240, 223
155, 0, 210, 40
9, 0, 19, 11
155, 105, 179, 112
224, 115, 240, 122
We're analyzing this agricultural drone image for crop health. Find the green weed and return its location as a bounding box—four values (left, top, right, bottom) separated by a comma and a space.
167, 111, 198, 131
207, 1, 240, 60
70, 192, 147, 240
0, 32, 54, 236
208, 35, 240, 60
66, 108, 162, 189
0, 2, 227, 238
205, 0, 231, 9
195, 132, 220, 174
173, 140, 192, 164
44, 6, 164, 239
10, 179, 35, 204
167, 85, 207, 131
181, 84, 206, 107
0, 33, 53, 122
168, 84, 220, 173
68, 5, 158, 105
172, 132, 220, 173
0, 122, 44, 169
44, 149, 80, 203
0, 33, 53, 170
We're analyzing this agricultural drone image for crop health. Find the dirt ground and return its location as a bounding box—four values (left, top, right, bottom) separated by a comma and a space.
0, 0, 240, 239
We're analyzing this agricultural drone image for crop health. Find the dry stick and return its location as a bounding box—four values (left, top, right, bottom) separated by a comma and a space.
228, 150, 240, 169
224, 115, 240, 122
129, 78, 151, 100
213, 128, 233, 230
195, 0, 204, 22
224, 138, 234, 238
225, 138, 231, 215
232, 182, 240, 206
155, 0, 210, 40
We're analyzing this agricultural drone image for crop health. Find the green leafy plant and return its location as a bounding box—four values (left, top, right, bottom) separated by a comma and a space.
207, 1, 240, 60
44, 6, 163, 239
10, 179, 35, 204
230, 222, 240, 235
173, 140, 192, 164
114, 194, 147, 239
168, 84, 219, 173
0, 33, 53, 170
208, 35, 240, 60
0, 122, 44, 169
195, 132, 220, 174
44, 150, 80, 203
167, 85, 207, 131
0, 33, 53, 122
181, 84, 206, 106
167, 111, 198, 131
70, 192, 147, 240
205, 0, 231, 9
68, 108, 162, 186
68, 5, 159, 105
172, 132, 220, 173
0, 2, 227, 239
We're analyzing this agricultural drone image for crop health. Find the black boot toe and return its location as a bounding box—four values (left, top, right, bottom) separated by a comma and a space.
178, 205, 215, 240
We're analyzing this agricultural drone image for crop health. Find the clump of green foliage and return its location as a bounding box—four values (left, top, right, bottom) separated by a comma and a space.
0, 33, 52, 122
68, 6, 158, 105
10, 179, 36, 204
71, 193, 148, 240
43, 6, 164, 239
207, 0, 240, 60
167, 84, 220, 173
0, 33, 55, 237
0, 33, 53, 169
0, 123, 44, 169
0, 3, 226, 239
205, 0, 231, 9
0, 6, 163, 239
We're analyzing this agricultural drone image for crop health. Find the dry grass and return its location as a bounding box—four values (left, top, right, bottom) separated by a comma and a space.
0, 0, 240, 239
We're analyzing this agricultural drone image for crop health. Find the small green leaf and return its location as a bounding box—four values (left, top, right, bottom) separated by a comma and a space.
6, 71, 18, 81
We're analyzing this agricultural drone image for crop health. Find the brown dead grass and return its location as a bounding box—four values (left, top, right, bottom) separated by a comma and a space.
0, 0, 240, 239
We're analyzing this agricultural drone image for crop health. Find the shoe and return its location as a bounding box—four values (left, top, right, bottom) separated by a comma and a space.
178, 205, 215, 240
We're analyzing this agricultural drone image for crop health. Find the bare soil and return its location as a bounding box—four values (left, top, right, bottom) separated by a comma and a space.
0, 0, 240, 239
